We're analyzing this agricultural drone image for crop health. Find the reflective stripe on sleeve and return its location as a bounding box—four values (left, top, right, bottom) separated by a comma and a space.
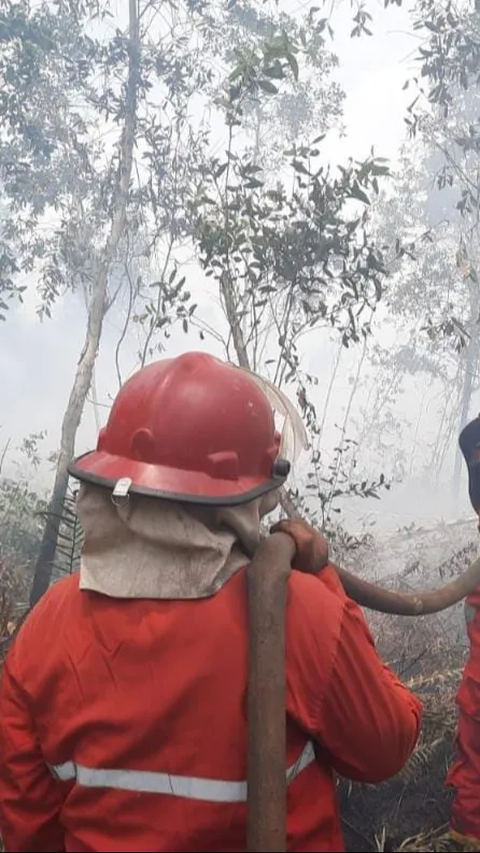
48, 740, 315, 803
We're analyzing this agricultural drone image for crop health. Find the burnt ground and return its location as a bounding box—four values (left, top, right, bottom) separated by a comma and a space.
339, 609, 466, 852
341, 740, 455, 852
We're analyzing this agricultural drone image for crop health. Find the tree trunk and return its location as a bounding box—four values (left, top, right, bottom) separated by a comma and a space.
452, 338, 477, 502
451, 274, 479, 510
30, 0, 140, 606
220, 272, 250, 369
319, 340, 342, 438
219, 275, 298, 519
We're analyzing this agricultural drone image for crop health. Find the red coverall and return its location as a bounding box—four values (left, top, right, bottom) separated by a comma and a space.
0, 564, 421, 853
448, 585, 480, 847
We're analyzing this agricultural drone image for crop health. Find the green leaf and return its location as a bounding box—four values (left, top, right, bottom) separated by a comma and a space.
257, 79, 279, 95
155, 316, 169, 328
350, 182, 370, 205
264, 63, 284, 80
292, 160, 309, 175
229, 65, 243, 82
286, 53, 299, 82
214, 163, 228, 179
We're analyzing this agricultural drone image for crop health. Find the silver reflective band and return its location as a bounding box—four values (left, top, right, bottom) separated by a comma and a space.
48, 740, 315, 804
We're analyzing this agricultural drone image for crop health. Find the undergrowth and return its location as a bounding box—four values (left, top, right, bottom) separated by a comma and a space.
341, 612, 466, 852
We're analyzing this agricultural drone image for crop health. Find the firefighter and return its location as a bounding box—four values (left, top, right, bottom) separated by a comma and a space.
448, 416, 480, 852
0, 351, 421, 853
447, 587, 480, 852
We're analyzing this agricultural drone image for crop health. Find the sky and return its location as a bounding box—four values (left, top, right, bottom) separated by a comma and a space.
1, 0, 474, 532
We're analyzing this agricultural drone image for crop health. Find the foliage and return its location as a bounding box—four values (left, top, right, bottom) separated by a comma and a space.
0, 0, 425, 575
401, 0, 480, 347
0, 0, 247, 600
195, 141, 389, 345
408, 0, 480, 129
187, 22, 394, 524
0, 0, 207, 335
0, 476, 46, 567
345, 0, 480, 489
0, 431, 48, 567
210, 4, 345, 170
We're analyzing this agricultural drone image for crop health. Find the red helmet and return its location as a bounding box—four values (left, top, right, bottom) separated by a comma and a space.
69, 351, 291, 505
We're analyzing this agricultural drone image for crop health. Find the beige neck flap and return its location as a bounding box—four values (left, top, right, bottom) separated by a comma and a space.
76, 483, 279, 600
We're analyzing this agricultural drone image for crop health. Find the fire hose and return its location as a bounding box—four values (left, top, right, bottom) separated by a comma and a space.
246, 415, 480, 851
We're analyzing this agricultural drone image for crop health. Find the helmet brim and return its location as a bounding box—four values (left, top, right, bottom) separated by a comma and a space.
68, 450, 289, 506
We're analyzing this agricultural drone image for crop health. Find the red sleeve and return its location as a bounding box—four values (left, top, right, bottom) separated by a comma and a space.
0, 640, 65, 852
319, 596, 422, 782
287, 571, 422, 784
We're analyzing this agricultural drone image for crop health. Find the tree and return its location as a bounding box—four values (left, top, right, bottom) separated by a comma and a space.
29, 0, 139, 605
190, 24, 392, 527
1, 0, 399, 602
0, 0, 214, 602
213, 4, 345, 170
358, 0, 480, 500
